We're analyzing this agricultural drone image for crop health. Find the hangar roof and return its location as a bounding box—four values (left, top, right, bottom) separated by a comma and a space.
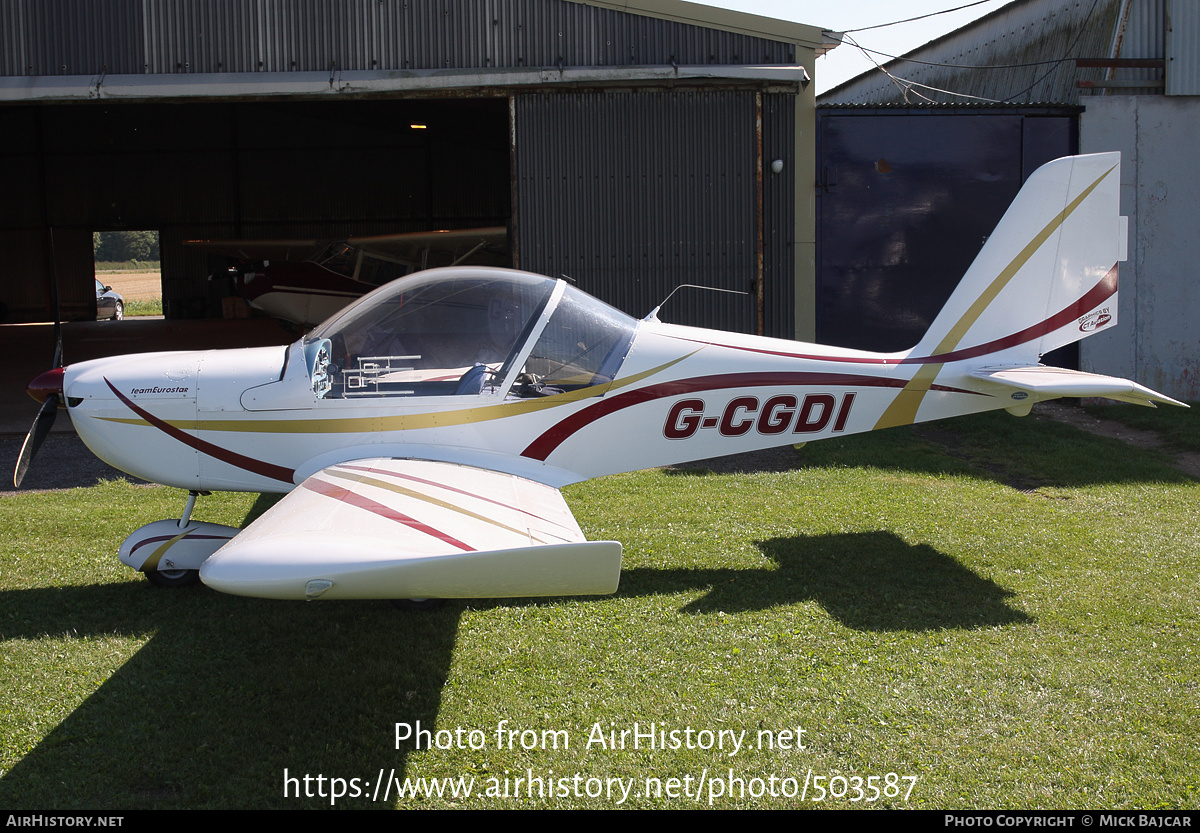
0, 0, 834, 103
819, 0, 1180, 105
573, 0, 832, 53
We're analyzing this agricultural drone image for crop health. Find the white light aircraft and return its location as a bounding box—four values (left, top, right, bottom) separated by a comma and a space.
16, 153, 1184, 602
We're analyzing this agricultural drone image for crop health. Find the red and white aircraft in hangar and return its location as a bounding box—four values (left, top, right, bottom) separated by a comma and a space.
17, 153, 1184, 602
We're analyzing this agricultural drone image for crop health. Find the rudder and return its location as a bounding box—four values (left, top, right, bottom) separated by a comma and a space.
910, 152, 1127, 366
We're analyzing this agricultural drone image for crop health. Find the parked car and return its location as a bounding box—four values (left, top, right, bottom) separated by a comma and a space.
96, 279, 124, 321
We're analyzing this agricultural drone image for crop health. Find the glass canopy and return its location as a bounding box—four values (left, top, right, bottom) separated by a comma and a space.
304, 268, 637, 399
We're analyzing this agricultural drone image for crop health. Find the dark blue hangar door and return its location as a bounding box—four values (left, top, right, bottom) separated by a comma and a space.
816, 107, 1079, 358
513, 90, 795, 338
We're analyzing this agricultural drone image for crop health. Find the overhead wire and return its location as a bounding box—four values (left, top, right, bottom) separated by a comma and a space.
841, 0, 1004, 34
998, 0, 1101, 101
841, 33, 1001, 104
845, 41, 1093, 71
838, 33, 931, 103
827, 0, 1103, 104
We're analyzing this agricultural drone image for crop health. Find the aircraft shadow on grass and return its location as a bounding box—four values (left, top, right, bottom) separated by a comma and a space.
664, 416, 1195, 491
0, 531, 1024, 808
0, 580, 461, 809
688, 530, 1028, 630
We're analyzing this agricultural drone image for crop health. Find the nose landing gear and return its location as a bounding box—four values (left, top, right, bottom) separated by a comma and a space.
119, 490, 236, 589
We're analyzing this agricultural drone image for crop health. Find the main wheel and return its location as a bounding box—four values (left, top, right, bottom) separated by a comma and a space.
145, 568, 200, 588
113, 301, 124, 321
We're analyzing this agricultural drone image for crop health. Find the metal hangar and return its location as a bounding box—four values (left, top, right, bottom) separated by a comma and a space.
0, 0, 834, 338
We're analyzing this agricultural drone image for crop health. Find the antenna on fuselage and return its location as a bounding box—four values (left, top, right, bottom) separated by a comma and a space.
644, 284, 749, 323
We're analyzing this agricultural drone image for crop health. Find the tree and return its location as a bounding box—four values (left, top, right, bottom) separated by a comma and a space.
94, 230, 160, 263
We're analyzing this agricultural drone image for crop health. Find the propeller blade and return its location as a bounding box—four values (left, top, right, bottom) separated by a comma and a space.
49, 227, 62, 368
14, 392, 59, 488
17, 229, 68, 487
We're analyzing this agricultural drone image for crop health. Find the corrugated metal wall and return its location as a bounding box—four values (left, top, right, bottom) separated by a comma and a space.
1166, 0, 1200, 95
0, 0, 795, 77
761, 92, 795, 339
1111, 0, 1167, 89
514, 89, 794, 336
820, 0, 1198, 104
1, 0, 145, 76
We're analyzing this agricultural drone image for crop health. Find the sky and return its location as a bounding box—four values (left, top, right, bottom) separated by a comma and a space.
693, 0, 1016, 94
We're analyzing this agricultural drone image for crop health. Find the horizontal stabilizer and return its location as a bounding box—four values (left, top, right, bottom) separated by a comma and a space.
969, 366, 1187, 408
199, 458, 622, 600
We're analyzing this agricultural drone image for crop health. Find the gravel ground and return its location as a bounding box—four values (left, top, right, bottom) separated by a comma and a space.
0, 432, 149, 496
1034, 400, 1200, 478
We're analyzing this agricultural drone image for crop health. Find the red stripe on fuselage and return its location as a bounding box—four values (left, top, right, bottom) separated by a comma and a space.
520, 371, 976, 462
664, 267, 1119, 366
104, 378, 296, 484
908, 264, 1119, 364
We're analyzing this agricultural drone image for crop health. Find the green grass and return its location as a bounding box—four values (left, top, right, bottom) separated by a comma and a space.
123, 298, 163, 317
1, 410, 1197, 809
1086, 401, 1200, 453
95, 261, 161, 273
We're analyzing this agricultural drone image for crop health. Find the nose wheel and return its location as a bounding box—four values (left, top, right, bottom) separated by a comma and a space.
135, 492, 219, 590
145, 567, 200, 588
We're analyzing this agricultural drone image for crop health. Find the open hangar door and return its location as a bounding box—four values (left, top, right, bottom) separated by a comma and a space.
816, 107, 1079, 363
0, 97, 511, 323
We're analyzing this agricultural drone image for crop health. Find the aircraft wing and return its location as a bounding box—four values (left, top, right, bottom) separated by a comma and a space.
184, 226, 507, 268
198, 458, 621, 601
183, 238, 322, 261
969, 366, 1187, 408
348, 226, 507, 266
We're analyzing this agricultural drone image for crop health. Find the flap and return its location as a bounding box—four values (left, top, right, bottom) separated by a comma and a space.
199, 458, 621, 600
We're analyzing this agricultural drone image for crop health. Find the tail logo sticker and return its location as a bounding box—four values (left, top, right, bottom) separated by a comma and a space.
1079, 310, 1113, 332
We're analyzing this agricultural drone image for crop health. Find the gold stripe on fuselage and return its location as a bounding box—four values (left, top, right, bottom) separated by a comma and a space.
96, 354, 695, 434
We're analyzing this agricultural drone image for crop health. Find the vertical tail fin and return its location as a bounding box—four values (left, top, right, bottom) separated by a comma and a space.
876, 153, 1183, 428
910, 152, 1126, 365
